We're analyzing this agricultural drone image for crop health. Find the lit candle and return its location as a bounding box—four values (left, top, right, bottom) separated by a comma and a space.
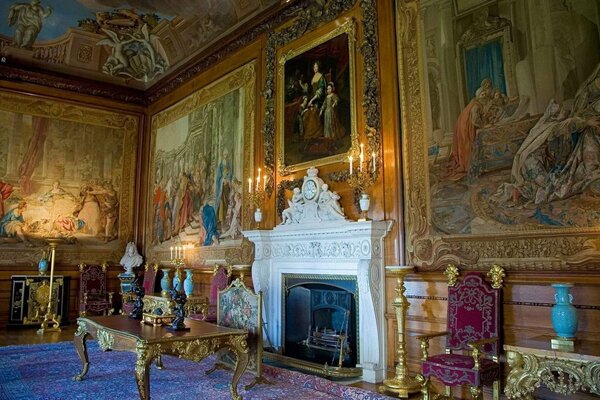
182, 245, 185, 259
348, 156, 353, 175
372, 151, 376, 172
256, 175, 260, 191
359, 143, 364, 173
248, 178, 252, 193
170, 246, 173, 260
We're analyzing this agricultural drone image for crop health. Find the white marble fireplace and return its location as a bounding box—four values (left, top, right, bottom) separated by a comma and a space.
243, 220, 392, 383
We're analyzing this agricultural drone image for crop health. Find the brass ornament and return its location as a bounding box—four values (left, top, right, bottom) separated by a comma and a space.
487, 265, 505, 289
444, 264, 459, 287
97, 329, 114, 351
505, 349, 600, 398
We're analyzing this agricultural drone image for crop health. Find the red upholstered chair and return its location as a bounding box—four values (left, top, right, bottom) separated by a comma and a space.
189, 265, 231, 322
417, 265, 505, 400
78, 263, 114, 317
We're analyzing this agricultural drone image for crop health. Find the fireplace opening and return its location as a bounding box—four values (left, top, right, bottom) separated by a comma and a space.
283, 275, 357, 368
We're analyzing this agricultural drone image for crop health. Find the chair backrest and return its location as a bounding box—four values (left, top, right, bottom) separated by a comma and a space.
446, 271, 501, 356
217, 278, 262, 376
142, 263, 158, 294
79, 263, 108, 297
210, 265, 231, 305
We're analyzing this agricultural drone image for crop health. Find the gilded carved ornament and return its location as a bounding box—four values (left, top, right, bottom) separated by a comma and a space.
444, 264, 459, 287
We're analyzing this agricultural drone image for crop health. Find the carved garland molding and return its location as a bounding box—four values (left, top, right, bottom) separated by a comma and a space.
260, 239, 377, 260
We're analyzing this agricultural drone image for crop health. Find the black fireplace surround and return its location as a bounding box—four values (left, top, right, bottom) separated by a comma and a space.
283, 274, 357, 368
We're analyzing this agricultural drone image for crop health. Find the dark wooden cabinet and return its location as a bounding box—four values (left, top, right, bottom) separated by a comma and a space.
8, 275, 70, 326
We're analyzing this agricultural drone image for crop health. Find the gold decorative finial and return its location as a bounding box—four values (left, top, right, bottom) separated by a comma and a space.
487, 265, 505, 289
444, 264, 459, 287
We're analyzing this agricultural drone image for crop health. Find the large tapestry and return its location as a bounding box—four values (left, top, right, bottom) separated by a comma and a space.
0, 90, 138, 262
398, 0, 600, 270
147, 62, 255, 261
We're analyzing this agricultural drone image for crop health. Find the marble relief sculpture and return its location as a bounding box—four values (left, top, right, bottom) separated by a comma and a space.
279, 167, 348, 225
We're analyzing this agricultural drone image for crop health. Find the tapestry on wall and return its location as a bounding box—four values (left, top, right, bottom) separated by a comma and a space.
0, 90, 138, 263
148, 62, 255, 262
398, 0, 600, 270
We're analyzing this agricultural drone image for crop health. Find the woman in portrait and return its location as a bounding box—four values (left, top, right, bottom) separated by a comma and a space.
320, 82, 346, 140
302, 61, 327, 140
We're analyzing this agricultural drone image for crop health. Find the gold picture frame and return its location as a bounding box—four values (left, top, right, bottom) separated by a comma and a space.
277, 19, 357, 174
0, 90, 138, 264
146, 62, 256, 263
396, 0, 600, 272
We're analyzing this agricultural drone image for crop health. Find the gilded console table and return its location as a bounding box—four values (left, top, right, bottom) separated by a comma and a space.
73, 315, 249, 400
504, 336, 599, 399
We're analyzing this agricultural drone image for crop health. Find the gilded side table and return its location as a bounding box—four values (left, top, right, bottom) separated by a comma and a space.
73, 315, 249, 400
504, 336, 599, 399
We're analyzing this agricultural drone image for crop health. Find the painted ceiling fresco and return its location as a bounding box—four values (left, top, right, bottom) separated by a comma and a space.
0, 0, 278, 88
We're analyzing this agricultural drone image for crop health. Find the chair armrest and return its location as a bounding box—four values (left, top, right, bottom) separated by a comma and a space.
415, 331, 449, 361
468, 337, 499, 370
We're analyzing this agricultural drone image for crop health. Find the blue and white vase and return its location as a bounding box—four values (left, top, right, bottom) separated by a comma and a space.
160, 268, 171, 296
551, 283, 578, 339
38, 258, 49, 275
184, 269, 194, 296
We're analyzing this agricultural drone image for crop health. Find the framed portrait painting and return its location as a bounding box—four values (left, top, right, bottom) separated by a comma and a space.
147, 62, 255, 262
397, 0, 600, 271
277, 19, 357, 173
0, 90, 138, 264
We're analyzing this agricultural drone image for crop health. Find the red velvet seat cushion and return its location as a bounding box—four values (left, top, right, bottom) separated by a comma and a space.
422, 354, 500, 387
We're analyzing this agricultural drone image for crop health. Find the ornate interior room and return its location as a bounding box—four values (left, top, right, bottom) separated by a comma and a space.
0, 0, 599, 399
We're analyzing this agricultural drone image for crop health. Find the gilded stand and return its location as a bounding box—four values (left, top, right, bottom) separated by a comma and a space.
37, 240, 61, 334
379, 265, 421, 397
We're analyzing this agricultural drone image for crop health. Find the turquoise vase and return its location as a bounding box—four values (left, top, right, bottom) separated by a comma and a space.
551, 283, 578, 339
184, 269, 194, 296
38, 258, 49, 275
160, 268, 171, 295
173, 271, 180, 291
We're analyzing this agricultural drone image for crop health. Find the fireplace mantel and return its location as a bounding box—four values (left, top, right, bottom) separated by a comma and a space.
243, 220, 393, 383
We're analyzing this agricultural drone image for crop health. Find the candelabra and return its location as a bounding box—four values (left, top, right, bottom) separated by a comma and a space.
379, 265, 421, 397
247, 166, 269, 229
37, 239, 61, 334
347, 143, 378, 221
169, 245, 186, 293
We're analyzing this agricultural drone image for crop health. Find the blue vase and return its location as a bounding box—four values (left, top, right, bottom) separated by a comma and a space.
184, 269, 194, 296
160, 268, 171, 295
173, 272, 180, 291
38, 258, 49, 275
551, 283, 578, 339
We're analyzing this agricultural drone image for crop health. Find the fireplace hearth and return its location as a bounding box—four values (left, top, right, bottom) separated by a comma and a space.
284, 275, 357, 368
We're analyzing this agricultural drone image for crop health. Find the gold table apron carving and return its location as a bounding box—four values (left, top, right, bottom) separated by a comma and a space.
73, 315, 249, 400
504, 336, 600, 399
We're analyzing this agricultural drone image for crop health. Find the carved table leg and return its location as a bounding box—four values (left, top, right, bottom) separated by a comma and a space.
73, 321, 90, 381
229, 335, 250, 400
505, 350, 537, 400
134, 344, 156, 400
